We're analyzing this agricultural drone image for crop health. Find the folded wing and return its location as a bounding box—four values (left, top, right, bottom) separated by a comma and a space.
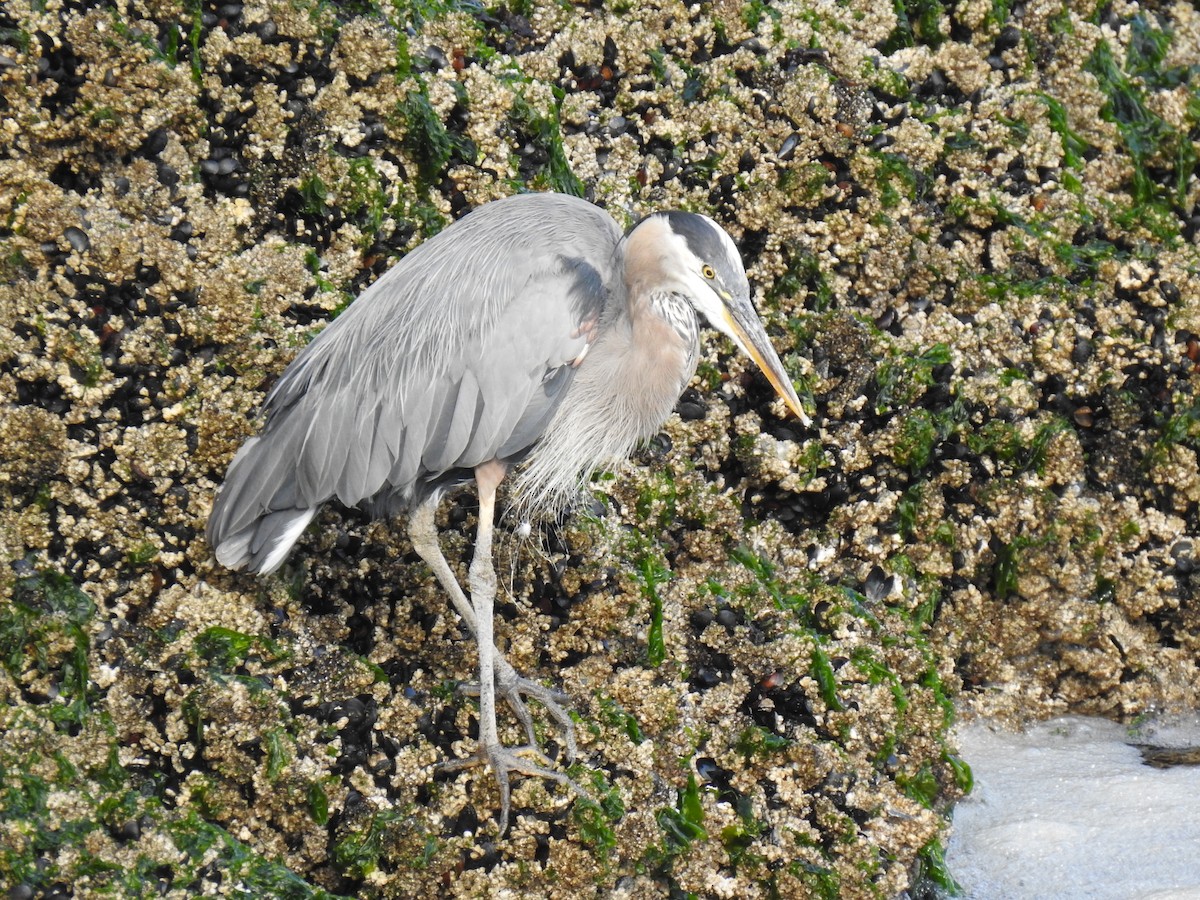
207, 194, 620, 573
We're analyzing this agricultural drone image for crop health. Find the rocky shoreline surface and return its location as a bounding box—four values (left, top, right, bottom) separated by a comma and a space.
1, 1, 1197, 897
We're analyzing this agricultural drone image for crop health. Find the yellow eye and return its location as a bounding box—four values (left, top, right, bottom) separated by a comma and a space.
702, 265, 716, 279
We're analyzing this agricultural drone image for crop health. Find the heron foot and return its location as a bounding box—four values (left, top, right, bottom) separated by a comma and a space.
457, 656, 578, 763
440, 742, 588, 834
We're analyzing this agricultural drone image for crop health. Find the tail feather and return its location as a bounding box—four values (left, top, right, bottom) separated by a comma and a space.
210, 505, 317, 575
207, 419, 324, 574
207, 333, 403, 574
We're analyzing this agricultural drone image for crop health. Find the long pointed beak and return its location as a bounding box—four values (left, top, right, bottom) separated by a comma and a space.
722, 298, 811, 427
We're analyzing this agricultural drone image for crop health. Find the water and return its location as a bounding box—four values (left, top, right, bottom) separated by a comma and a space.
946, 715, 1200, 900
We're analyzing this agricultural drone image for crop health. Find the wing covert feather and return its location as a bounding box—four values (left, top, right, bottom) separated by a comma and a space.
247, 193, 620, 514
208, 194, 621, 571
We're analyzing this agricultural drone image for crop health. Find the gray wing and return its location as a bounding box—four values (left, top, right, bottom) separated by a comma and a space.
207, 193, 620, 573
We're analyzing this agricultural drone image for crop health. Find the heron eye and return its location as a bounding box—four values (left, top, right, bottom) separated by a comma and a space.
701, 265, 716, 279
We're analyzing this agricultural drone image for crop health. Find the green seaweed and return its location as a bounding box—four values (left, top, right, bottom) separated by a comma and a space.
571, 770, 625, 864
911, 838, 961, 895
1, 567, 96, 727
399, 86, 473, 191
741, 0, 782, 36
882, 0, 946, 53
193, 625, 286, 671
597, 694, 646, 744
893, 409, 939, 473
0, 716, 343, 899
125, 542, 160, 566
159, 0, 204, 83
729, 545, 815, 625
0, 756, 54, 886
649, 772, 707, 865
945, 752, 974, 794
298, 173, 330, 217
635, 549, 670, 667
308, 780, 330, 826
891, 402, 966, 476
1152, 401, 1200, 462
734, 724, 790, 759
1086, 19, 1197, 226
871, 151, 921, 209
634, 467, 678, 529
341, 156, 392, 246
168, 811, 352, 898
0, 25, 32, 53
991, 535, 1031, 599
768, 245, 834, 311
1035, 92, 1089, 173
965, 416, 1069, 475
809, 643, 846, 712
896, 482, 924, 541
788, 859, 841, 899
332, 805, 405, 879
898, 761, 939, 808
852, 647, 908, 715
507, 90, 585, 197
986, 0, 1013, 30
264, 727, 290, 781
874, 343, 952, 413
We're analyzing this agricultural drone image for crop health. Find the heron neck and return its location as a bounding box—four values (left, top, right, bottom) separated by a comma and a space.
625, 287, 699, 399
511, 281, 698, 519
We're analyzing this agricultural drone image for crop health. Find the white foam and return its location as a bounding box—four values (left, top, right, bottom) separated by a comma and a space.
947, 715, 1200, 900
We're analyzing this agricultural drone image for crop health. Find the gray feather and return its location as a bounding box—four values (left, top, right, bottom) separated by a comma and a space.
207, 193, 618, 573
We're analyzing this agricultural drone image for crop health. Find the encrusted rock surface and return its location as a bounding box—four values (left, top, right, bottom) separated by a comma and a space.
1, 0, 1197, 897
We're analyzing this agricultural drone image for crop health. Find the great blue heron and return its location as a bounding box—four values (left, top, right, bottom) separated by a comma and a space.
207, 191, 808, 831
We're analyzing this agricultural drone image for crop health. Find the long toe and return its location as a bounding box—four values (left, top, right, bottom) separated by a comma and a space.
459, 661, 579, 761
494, 663, 579, 763
441, 743, 589, 834
484, 744, 588, 834
459, 678, 538, 746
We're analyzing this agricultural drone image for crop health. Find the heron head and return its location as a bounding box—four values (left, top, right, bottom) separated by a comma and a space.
625, 212, 811, 425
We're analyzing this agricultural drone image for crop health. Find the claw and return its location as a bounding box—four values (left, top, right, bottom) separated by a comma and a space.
456, 657, 578, 763
440, 742, 589, 834
448, 662, 582, 832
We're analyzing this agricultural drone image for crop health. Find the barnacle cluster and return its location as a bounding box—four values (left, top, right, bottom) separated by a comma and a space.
1, 0, 1198, 896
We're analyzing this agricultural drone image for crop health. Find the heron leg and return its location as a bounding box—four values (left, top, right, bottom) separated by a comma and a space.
407, 475, 583, 832
408, 497, 577, 757
462, 461, 586, 832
